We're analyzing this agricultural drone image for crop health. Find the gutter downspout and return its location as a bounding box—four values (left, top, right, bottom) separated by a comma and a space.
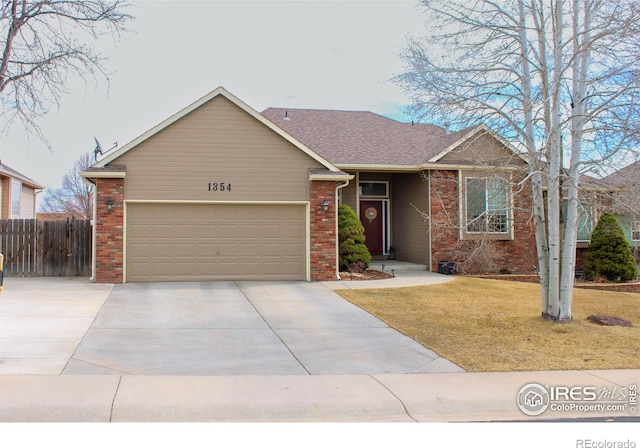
335, 179, 352, 280
33, 188, 43, 219
82, 177, 98, 282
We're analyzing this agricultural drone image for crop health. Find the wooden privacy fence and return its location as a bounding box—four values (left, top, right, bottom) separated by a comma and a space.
0, 219, 92, 277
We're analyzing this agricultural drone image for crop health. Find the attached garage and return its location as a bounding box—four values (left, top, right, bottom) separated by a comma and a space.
81, 87, 350, 283
126, 202, 307, 282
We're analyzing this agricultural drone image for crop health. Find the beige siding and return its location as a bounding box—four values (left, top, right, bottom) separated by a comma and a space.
127, 203, 307, 282
391, 172, 429, 264
439, 133, 526, 166
113, 96, 323, 202
1, 177, 9, 219
341, 175, 358, 211
20, 186, 35, 218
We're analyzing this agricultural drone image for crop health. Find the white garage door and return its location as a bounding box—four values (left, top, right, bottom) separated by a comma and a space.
126, 203, 307, 282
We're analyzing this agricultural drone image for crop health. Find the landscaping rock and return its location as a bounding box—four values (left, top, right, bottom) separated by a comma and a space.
587, 315, 633, 327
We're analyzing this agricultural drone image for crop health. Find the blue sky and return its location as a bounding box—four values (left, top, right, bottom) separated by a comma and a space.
0, 0, 426, 192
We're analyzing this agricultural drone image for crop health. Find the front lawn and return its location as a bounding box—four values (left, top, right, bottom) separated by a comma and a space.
337, 277, 640, 372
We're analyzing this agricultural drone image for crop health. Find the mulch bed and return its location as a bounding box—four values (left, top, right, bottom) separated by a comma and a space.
339, 270, 394, 281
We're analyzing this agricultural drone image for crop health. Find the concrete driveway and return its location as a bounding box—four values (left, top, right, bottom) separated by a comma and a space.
0, 277, 463, 376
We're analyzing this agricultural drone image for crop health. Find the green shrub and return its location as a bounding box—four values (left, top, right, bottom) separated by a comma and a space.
583, 212, 638, 282
338, 205, 371, 271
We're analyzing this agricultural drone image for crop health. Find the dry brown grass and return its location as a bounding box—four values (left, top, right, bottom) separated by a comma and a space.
337, 277, 640, 372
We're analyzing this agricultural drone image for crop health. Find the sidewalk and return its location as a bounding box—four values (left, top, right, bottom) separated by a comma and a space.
0, 369, 637, 422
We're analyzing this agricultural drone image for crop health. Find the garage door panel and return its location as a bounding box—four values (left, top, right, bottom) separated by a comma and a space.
153, 244, 174, 257
218, 243, 239, 256
127, 203, 307, 282
284, 224, 304, 234
262, 244, 282, 256
196, 244, 217, 256
153, 225, 174, 238
174, 224, 196, 237
218, 225, 239, 238
173, 243, 196, 257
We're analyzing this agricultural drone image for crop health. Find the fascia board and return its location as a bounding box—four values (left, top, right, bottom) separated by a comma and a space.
80, 170, 126, 179
309, 172, 354, 181
335, 163, 523, 172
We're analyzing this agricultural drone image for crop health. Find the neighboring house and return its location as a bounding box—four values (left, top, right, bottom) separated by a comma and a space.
601, 161, 640, 252
81, 87, 538, 283
0, 161, 44, 219
36, 212, 85, 221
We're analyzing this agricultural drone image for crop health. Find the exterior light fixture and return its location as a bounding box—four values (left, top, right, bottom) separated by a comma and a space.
320, 200, 330, 212
106, 199, 114, 210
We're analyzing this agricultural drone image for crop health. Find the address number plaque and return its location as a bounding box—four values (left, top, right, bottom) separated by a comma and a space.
208, 182, 231, 192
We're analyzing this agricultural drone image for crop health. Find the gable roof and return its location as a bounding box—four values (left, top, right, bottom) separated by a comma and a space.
92, 87, 343, 174
599, 160, 640, 216
261, 108, 525, 169
603, 160, 640, 188
428, 123, 527, 164
0, 161, 44, 189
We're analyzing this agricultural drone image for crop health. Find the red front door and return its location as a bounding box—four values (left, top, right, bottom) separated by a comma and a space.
360, 200, 383, 254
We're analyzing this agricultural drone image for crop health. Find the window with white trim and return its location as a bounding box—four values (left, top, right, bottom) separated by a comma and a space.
359, 181, 388, 198
633, 221, 640, 241
465, 177, 510, 233
563, 199, 594, 242
11, 179, 22, 217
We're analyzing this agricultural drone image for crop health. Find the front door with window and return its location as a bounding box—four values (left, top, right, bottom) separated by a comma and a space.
360, 200, 384, 254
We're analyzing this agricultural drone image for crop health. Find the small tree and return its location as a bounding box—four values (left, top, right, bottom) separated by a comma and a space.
39, 152, 94, 219
583, 213, 637, 282
338, 205, 371, 271
0, 1, 133, 143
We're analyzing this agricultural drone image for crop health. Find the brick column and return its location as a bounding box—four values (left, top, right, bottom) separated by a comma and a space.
429, 170, 460, 272
309, 180, 338, 281
95, 177, 125, 283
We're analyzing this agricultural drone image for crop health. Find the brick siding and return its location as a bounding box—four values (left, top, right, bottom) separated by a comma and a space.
309, 180, 338, 281
94, 177, 124, 283
429, 170, 537, 274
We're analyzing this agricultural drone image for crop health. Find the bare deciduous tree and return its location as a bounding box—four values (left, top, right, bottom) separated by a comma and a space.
0, 0, 132, 142
39, 152, 93, 219
396, 0, 640, 322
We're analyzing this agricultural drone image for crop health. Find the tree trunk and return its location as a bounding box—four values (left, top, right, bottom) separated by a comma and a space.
518, 0, 550, 315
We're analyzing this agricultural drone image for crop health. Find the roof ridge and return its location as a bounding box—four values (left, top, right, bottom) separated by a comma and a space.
261, 107, 407, 123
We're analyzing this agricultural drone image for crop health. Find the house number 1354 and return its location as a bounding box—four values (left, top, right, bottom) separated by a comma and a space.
208, 182, 231, 192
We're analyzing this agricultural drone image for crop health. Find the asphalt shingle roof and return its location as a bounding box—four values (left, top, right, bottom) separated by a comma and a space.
603, 160, 640, 188
261, 108, 469, 167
